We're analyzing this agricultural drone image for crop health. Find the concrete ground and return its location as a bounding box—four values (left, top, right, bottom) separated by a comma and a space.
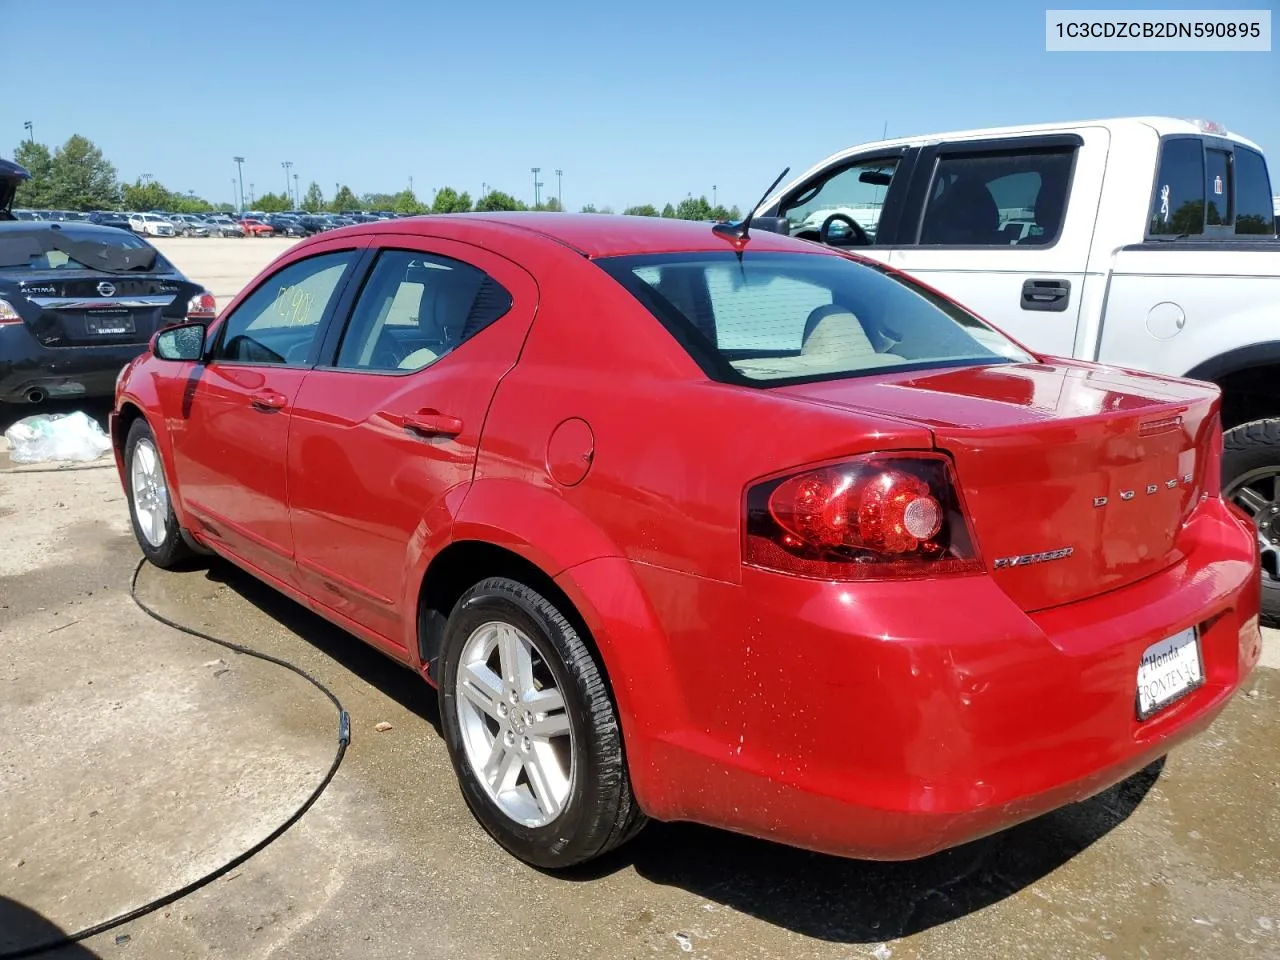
1, 238, 1278, 959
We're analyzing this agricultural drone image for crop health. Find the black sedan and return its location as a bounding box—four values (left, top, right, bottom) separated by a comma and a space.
1, 160, 215, 405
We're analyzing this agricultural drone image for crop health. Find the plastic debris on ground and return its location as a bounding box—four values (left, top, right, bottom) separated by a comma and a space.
3, 412, 113, 464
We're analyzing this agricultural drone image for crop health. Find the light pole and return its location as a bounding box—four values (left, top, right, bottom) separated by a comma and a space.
249, 183, 255, 206
281, 161, 292, 203
233, 157, 245, 214
231, 179, 238, 210
409, 175, 414, 194
713, 184, 717, 208
293, 172, 299, 208
555, 169, 563, 210
23, 121, 33, 144
531, 167, 540, 208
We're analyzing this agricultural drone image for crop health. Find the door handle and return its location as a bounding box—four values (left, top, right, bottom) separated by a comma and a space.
1020, 278, 1071, 313
250, 390, 288, 411
400, 410, 464, 439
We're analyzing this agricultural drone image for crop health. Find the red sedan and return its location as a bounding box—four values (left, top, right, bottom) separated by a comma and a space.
109, 213, 1262, 868
238, 217, 274, 237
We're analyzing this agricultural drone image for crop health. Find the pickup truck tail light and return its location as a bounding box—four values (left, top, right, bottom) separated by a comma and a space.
744, 453, 983, 580
187, 291, 217, 320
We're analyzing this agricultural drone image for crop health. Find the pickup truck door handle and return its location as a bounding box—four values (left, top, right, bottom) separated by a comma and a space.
1021, 278, 1071, 313
249, 390, 288, 411
400, 410, 464, 439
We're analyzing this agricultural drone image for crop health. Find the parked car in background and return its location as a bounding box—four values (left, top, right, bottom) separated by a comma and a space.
128, 213, 177, 237
169, 214, 210, 237
205, 216, 246, 238
0, 161, 216, 405
755, 115, 1280, 623
88, 211, 134, 231
110, 213, 1260, 871
238, 217, 274, 237
263, 214, 306, 237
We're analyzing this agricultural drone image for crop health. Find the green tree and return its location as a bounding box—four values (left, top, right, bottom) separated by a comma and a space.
361, 192, 399, 210
215, 202, 236, 214
535, 196, 562, 212
661, 203, 676, 218
675, 195, 713, 221
431, 186, 472, 214
475, 190, 524, 212
121, 178, 173, 212
302, 182, 325, 213
623, 204, 659, 217
45, 135, 118, 210
11, 141, 53, 209
330, 185, 360, 212
580, 203, 598, 213
390, 189, 426, 215
253, 191, 292, 213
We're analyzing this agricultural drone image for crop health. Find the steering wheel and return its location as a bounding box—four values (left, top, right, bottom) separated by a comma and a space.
819, 213, 871, 248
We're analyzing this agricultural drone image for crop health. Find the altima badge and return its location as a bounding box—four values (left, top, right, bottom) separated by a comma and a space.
993, 547, 1074, 570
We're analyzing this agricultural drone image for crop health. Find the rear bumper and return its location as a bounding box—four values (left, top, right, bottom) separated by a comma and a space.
0, 324, 146, 402
593, 497, 1262, 859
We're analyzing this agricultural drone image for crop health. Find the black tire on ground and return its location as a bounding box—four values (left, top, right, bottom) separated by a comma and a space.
1223, 418, 1280, 626
437, 577, 646, 868
124, 417, 195, 569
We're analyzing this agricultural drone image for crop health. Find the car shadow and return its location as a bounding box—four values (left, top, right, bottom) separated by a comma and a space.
195, 557, 1161, 944
0, 896, 104, 958
198, 560, 440, 729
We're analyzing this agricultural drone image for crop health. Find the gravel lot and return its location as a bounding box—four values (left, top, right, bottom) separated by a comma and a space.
1, 237, 1278, 959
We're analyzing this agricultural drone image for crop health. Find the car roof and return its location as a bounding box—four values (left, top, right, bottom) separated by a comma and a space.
329, 212, 811, 259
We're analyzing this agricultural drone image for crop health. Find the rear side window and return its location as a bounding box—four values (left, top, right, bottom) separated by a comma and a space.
598, 251, 1030, 386
1149, 139, 1205, 236
1234, 148, 1276, 235
1205, 148, 1231, 226
334, 249, 512, 373
918, 148, 1073, 246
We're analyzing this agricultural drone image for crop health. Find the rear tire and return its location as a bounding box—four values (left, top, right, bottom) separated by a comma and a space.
1223, 418, 1280, 626
437, 577, 645, 868
124, 418, 194, 569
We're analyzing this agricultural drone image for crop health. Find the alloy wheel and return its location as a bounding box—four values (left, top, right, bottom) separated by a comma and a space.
454, 620, 574, 827
130, 438, 170, 548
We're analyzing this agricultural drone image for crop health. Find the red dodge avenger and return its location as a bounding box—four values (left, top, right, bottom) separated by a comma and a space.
110, 213, 1262, 868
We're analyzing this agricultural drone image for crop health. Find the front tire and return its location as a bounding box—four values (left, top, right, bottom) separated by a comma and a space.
438, 577, 645, 868
124, 418, 194, 569
1223, 418, 1280, 626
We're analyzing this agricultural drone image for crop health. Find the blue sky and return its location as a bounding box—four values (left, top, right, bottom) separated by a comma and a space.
3, 0, 1275, 211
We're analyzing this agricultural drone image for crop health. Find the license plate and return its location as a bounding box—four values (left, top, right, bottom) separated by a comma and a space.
1136, 627, 1203, 719
86, 311, 135, 335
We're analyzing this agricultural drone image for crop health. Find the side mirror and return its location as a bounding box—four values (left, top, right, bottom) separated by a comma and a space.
152, 321, 207, 361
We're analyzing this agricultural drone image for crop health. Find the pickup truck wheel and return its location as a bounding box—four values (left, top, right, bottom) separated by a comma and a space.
1223, 419, 1280, 626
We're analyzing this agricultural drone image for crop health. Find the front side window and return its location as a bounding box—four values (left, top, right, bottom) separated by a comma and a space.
214, 250, 354, 365
778, 158, 899, 244
334, 249, 512, 372
919, 148, 1073, 246
1149, 138, 1205, 236
1234, 147, 1276, 235
598, 251, 1031, 385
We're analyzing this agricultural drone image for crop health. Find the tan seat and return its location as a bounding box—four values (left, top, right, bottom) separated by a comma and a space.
800, 304, 905, 369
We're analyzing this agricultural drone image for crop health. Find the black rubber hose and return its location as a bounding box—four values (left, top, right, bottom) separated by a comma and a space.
0, 556, 351, 960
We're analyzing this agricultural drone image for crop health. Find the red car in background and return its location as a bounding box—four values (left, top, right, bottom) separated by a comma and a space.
109, 213, 1262, 869
238, 217, 274, 237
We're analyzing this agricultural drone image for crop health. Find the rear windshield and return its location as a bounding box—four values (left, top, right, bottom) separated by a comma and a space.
596, 251, 1030, 384
0, 227, 169, 274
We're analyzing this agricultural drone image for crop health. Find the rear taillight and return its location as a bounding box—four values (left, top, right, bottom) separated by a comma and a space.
0, 298, 21, 325
744, 453, 982, 580
187, 291, 216, 320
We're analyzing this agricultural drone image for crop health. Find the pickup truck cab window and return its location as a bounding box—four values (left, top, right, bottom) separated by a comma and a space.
918, 148, 1074, 247
1234, 147, 1276, 235
777, 157, 900, 245
1149, 138, 1206, 236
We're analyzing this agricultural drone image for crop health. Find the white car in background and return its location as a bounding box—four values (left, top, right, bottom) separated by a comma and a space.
127, 213, 176, 237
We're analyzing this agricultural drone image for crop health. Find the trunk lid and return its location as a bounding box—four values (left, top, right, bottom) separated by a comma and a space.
0, 271, 199, 347
774, 361, 1220, 612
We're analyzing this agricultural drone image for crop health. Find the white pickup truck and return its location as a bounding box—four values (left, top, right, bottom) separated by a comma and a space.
752, 116, 1280, 622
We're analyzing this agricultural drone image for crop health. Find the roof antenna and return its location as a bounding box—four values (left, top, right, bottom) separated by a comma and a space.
713, 166, 790, 250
